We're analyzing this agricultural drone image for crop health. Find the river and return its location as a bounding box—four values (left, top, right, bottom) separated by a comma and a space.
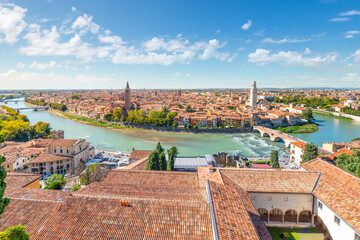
4, 99, 360, 156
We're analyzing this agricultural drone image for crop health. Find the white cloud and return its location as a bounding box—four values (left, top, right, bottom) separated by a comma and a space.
248, 48, 337, 67
0, 3, 27, 44
339, 10, 360, 16
261, 37, 311, 44
252, 29, 265, 37
342, 72, 358, 81
238, 47, 245, 51
29, 61, 58, 70
344, 30, 360, 38
0, 69, 113, 89
185, 73, 190, 78
71, 14, 100, 35
198, 39, 228, 60
216, 29, 220, 34
174, 72, 181, 77
329, 17, 351, 22
16, 62, 25, 69
241, 20, 252, 30
352, 49, 360, 63
19, 10, 231, 65
85, 65, 90, 70
71, 6, 76, 12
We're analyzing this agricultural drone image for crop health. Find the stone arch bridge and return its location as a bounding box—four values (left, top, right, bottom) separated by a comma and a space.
253, 126, 307, 148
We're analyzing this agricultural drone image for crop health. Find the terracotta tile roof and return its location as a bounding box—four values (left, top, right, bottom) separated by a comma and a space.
31, 152, 70, 163
220, 168, 320, 193
302, 159, 360, 234
291, 141, 306, 149
129, 150, 152, 160
197, 166, 224, 188
221, 173, 272, 240
103, 169, 199, 187
1, 188, 69, 237
34, 195, 213, 239
5, 173, 41, 188
76, 182, 207, 203
123, 157, 148, 170
332, 148, 353, 157
209, 181, 261, 240
49, 139, 79, 147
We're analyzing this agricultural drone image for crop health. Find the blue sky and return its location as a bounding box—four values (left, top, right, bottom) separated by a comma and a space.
0, 0, 359, 89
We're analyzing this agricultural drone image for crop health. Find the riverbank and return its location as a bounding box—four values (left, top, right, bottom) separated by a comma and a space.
313, 109, 356, 121
50, 110, 253, 134
276, 123, 319, 134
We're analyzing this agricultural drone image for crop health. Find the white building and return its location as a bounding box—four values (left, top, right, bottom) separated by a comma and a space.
303, 159, 360, 240
290, 142, 306, 166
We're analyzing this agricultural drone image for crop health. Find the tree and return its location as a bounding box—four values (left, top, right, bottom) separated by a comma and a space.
0, 120, 30, 142
0, 156, 10, 219
167, 146, 179, 171
112, 108, 124, 122
70, 94, 79, 99
145, 151, 159, 170
44, 174, 67, 190
159, 152, 167, 171
301, 109, 314, 122
156, 142, 164, 154
71, 184, 81, 191
0, 225, 30, 240
29, 121, 52, 139
302, 143, 318, 163
270, 150, 280, 168
103, 113, 113, 121
185, 105, 194, 113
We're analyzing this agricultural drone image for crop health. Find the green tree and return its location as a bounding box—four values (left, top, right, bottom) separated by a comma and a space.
71, 184, 81, 191
0, 225, 30, 240
145, 151, 159, 170
29, 121, 52, 139
103, 113, 113, 121
0, 120, 30, 142
156, 142, 164, 154
159, 152, 167, 171
167, 146, 179, 171
0, 156, 10, 219
302, 143, 318, 163
185, 105, 194, 113
112, 108, 124, 122
70, 94, 79, 99
270, 150, 280, 168
44, 174, 67, 190
301, 109, 314, 122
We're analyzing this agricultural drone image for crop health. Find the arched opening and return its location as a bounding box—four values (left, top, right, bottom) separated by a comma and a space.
299, 210, 312, 223
257, 208, 268, 222
262, 133, 270, 138
284, 209, 298, 223
273, 136, 285, 143
269, 208, 283, 222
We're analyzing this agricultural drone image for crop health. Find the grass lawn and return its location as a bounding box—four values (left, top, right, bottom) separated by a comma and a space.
268, 227, 324, 240
276, 123, 319, 134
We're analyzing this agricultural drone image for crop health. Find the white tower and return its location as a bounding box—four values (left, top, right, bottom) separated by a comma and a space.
250, 81, 257, 108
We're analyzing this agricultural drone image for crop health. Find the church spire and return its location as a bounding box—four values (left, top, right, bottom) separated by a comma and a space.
126, 81, 130, 89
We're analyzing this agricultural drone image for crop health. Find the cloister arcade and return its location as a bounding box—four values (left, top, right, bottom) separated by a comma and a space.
258, 208, 315, 226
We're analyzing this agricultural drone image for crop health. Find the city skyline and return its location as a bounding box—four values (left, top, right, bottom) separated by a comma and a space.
0, 0, 360, 89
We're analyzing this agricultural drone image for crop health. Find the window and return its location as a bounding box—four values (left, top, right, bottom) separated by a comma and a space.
318, 202, 323, 210
355, 233, 360, 240
334, 216, 341, 226
284, 196, 288, 201
6, 165, 9, 168
54, 149, 56, 153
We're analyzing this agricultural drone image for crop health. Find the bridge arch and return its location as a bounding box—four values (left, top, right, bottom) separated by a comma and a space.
262, 132, 270, 138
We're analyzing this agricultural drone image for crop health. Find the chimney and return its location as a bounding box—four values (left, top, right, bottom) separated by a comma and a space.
132, 147, 135, 152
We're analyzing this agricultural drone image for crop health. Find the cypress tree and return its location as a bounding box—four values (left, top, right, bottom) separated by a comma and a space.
167, 146, 179, 171
159, 152, 167, 171
270, 150, 280, 168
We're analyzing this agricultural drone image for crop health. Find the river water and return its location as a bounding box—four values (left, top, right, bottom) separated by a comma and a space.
4, 99, 360, 156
